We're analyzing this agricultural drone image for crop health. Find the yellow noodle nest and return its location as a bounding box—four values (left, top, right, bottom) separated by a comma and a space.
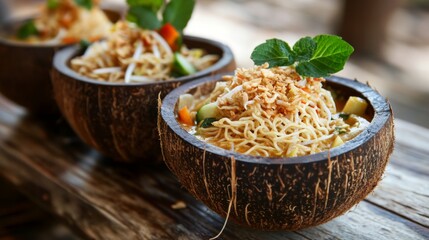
197, 64, 354, 157
71, 21, 219, 83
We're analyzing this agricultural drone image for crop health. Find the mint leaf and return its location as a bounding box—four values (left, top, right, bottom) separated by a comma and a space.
251, 35, 354, 77
296, 35, 354, 77
74, 0, 92, 10
293, 37, 316, 62
251, 39, 295, 67
127, 0, 163, 11
127, 6, 161, 30
163, 0, 195, 32
17, 20, 38, 39
47, 0, 59, 9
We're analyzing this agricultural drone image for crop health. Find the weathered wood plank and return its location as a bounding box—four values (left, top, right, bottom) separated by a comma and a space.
0, 97, 428, 239
390, 119, 429, 176
394, 119, 429, 152
365, 165, 429, 228
300, 200, 429, 240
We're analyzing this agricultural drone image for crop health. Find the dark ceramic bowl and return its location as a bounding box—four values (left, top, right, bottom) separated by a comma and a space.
0, 10, 120, 116
52, 36, 236, 162
159, 74, 394, 230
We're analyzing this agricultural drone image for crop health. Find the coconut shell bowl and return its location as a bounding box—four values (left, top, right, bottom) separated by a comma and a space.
52, 37, 235, 162
159, 74, 394, 230
0, 10, 120, 116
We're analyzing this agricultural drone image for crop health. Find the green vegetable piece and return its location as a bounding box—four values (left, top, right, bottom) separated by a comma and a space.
339, 113, 350, 120
173, 52, 196, 76
293, 37, 316, 62
295, 35, 354, 77
335, 126, 347, 135
196, 102, 220, 123
178, 94, 194, 111
74, 0, 92, 10
79, 39, 91, 49
251, 38, 295, 68
199, 118, 217, 128
47, 0, 59, 9
127, 6, 162, 30
17, 20, 38, 39
126, 0, 163, 11
163, 0, 195, 31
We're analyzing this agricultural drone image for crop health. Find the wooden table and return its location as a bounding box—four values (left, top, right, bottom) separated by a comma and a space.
0, 96, 428, 240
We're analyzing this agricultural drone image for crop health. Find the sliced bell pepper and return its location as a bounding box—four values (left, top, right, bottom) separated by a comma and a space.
158, 23, 180, 50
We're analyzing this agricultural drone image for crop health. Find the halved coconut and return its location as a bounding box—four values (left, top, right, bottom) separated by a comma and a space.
0, 9, 121, 116
52, 37, 236, 162
159, 74, 394, 230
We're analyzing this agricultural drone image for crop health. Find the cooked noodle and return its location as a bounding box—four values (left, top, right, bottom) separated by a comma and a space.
71, 21, 219, 83
21, 0, 111, 43
194, 64, 367, 157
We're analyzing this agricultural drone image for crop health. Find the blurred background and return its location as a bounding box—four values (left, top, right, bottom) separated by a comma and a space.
1, 0, 428, 239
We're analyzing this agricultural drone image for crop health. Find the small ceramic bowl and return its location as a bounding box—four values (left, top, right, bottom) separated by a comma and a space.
52, 36, 236, 162
159, 74, 394, 230
0, 10, 120, 116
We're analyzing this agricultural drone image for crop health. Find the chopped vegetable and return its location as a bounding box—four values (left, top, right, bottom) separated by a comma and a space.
335, 127, 347, 135
196, 102, 220, 123
62, 36, 79, 44
158, 23, 180, 50
17, 20, 38, 39
47, 0, 59, 9
199, 118, 217, 128
74, 0, 92, 10
331, 135, 344, 148
339, 113, 350, 120
178, 94, 194, 111
126, 0, 195, 43
80, 39, 91, 49
173, 52, 196, 76
342, 96, 368, 116
178, 106, 194, 126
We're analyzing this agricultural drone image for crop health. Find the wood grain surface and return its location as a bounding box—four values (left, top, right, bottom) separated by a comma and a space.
0, 96, 428, 240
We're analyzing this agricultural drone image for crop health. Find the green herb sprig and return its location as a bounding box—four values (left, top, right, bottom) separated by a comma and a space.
46, 0, 93, 10
74, 0, 93, 10
17, 20, 39, 39
47, 0, 59, 9
251, 35, 354, 77
126, 0, 195, 32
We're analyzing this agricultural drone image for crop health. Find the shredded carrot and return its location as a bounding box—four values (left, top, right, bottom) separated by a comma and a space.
158, 23, 180, 51
61, 36, 79, 44
89, 35, 102, 42
178, 106, 194, 126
